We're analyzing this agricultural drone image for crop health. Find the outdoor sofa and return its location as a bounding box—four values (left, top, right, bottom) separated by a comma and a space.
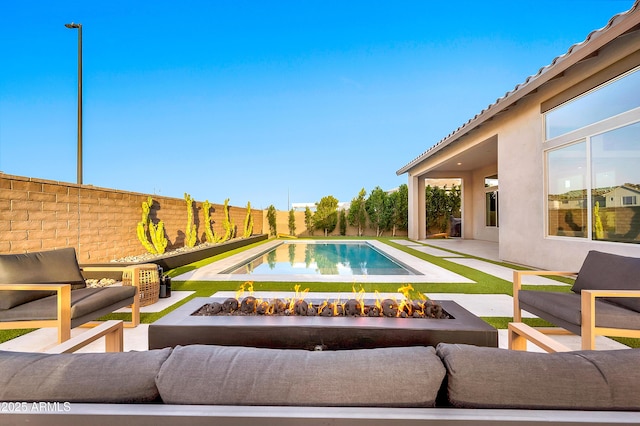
1, 342, 639, 425
0, 248, 139, 343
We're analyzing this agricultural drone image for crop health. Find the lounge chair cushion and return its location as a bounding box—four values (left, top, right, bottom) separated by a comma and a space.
437, 343, 640, 410
571, 250, 640, 312
518, 290, 640, 330
0, 286, 137, 323
0, 248, 87, 310
156, 344, 445, 407
0, 348, 172, 403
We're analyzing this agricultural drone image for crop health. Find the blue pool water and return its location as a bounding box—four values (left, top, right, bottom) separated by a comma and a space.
228, 242, 415, 276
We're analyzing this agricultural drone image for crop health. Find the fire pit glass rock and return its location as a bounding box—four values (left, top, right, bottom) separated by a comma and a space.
193, 283, 450, 319
193, 296, 450, 319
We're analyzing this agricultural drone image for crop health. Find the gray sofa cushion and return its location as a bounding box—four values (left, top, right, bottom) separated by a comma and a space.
0, 286, 137, 322
571, 250, 640, 313
437, 343, 640, 410
0, 348, 172, 403
156, 345, 445, 407
0, 248, 87, 310
518, 290, 640, 330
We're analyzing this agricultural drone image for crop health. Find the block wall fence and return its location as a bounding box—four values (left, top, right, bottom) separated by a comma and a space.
1, 173, 409, 262
0, 173, 264, 263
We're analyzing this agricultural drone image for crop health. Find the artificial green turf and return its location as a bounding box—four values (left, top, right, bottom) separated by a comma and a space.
1, 236, 638, 348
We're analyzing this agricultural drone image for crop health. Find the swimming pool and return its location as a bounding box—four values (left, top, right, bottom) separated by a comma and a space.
176, 239, 474, 283
227, 241, 417, 276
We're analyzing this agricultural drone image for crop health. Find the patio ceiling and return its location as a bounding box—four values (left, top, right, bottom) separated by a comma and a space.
419, 135, 497, 176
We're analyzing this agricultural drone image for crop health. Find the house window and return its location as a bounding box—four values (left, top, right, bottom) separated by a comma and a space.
485, 174, 499, 227
546, 121, 640, 243
544, 66, 640, 244
591, 123, 640, 243
485, 191, 499, 227
547, 142, 588, 238
545, 68, 640, 140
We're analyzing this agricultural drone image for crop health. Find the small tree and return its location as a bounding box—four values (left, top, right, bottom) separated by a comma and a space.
425, 184, 461, 234
314, 195, 339, 236
288, 208, 296, 236
365, 186, 389, 236
388, 184, 408, 236
449, 184, 461, 217
339, 209, 347, 236
266, 205, 277, 237
304, 207, 314, 236
347, 188, 367, 236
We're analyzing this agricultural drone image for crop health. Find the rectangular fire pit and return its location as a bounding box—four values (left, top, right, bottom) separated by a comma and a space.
149, 297, 498, 350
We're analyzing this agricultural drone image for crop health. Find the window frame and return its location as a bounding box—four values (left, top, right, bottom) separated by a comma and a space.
543, 116, 640, 241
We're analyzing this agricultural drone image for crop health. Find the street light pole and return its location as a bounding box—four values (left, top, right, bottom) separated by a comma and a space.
65, 22, 82, 185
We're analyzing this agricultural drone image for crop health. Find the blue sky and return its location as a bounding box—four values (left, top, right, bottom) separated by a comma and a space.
0, 0, 635, 210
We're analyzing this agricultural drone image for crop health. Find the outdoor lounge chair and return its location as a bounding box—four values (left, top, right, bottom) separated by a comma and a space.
512, 250, 640, 350
0, 248, 139, 344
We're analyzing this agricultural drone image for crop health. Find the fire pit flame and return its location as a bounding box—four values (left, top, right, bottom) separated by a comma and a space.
194, 282, 449, 319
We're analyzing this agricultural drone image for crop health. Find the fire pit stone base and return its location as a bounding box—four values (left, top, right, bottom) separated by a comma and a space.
149, 297, 498, 350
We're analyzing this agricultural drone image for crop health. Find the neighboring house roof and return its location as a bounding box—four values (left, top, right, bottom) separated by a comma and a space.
396, 1, 640, 175
604, 184, 640, 196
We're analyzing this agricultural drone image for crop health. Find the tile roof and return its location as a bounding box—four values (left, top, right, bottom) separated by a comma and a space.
397, 1, 640, 175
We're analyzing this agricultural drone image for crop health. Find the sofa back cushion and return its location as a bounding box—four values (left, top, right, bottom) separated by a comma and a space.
156, 345, 445, 407
0, 248, 87, 310
571, 250, 640, 312
0, 348, 172, 403
437, 343, 640, 410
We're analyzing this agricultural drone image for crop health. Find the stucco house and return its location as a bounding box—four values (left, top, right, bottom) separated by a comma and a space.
397, 2, 640, 270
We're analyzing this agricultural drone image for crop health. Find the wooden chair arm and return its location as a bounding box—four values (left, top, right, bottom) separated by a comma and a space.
0, 283, 71, 291
581, 289, 640, 317
0, 283, 72, 343
581, 289, 640, 350
79, 264, 158, 273
46, 320, 124, 353
582, 289, 640, 298
80, 265, 130, 273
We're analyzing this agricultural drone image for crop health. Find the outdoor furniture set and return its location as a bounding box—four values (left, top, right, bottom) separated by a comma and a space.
0, 248, 141, 343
